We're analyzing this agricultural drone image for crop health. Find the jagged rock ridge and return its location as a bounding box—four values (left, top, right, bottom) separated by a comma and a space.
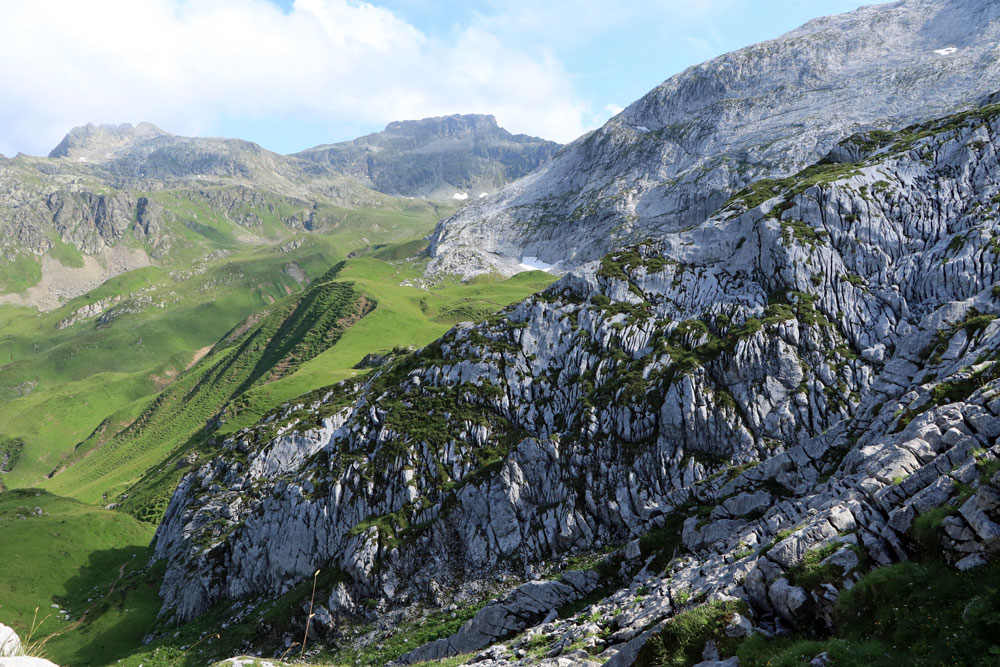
426, 0, 1000, 279
152, 95, 1000, 662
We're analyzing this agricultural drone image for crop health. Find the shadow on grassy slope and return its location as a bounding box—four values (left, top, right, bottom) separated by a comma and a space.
0, 489, 155, 665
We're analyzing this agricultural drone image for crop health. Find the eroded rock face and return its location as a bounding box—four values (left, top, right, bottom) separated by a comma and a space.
152, 97, 1000, 666
426, 0, 1000, 279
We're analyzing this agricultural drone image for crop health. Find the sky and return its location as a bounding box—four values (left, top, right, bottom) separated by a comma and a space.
0, 0, 889, 158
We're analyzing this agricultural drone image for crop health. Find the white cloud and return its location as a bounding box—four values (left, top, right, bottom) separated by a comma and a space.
0, 0, 589, 156
604, 104, 624, 116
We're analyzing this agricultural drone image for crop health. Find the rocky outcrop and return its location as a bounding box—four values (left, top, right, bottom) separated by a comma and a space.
426, 0, 1000, 279
54, 295, 121, 329
400, 571, 599, 664
150, 97, 1000, 667
0, 624, 60, 666
296, 114, 560, 201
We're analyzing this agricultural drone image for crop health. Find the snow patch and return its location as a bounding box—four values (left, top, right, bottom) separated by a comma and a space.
518, 256, 555, 273
478, 192, 488, 198
452, 192, 469, 201
934, 47, 958, 55
77, 156, 87, 162
636, 126, 650, 132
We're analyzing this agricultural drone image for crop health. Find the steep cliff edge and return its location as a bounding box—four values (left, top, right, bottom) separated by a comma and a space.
427, 0, 1000, 279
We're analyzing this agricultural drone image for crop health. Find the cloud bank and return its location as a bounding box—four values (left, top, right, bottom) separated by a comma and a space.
0, 0, 589, 156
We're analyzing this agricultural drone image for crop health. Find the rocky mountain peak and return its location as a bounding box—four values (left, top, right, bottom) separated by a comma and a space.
381, 113, 503, 140
48, 121, 169, 160
426, 0, 1000, 279
294, 113, 560, 200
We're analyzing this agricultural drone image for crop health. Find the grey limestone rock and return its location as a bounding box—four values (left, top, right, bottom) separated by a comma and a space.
0, 623, 21, 657
144, 7, 1000, 666
295, 114, 560, 201
427, 0, 1000, 280
153, 100, 1000, 657
399, 571, 598, 663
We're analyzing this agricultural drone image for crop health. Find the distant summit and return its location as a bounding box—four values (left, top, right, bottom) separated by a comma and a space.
48, 122, 169, 160
295, 113, 560, 201
43, 115, 559, 202
382, 113, 504, 138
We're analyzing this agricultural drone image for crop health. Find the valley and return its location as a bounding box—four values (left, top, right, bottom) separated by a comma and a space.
0, 115, 558, 665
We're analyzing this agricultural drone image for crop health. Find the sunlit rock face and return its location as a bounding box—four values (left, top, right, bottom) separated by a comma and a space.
155, 100, 1000, 651
427, 0, 1000, 280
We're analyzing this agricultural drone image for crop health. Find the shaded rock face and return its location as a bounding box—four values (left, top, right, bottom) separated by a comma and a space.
44, 190, 164, 254
426, 0, 1000, 279
295, 114, 561, 200
153, 96, 1000, 664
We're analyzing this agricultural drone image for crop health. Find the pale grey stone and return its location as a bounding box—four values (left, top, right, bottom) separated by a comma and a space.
0, 624, 21, 658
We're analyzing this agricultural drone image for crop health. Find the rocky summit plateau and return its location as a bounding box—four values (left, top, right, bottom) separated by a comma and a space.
3, 0, 1000, 666
295, 114, 561, 201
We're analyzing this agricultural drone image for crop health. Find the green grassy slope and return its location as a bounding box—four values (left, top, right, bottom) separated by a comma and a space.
0, 193, 453, 490
0, 237, 338, 488
0, 488, 155, 665
44, 262, 369, 512
0, 235, 554, 519
107, 252, 553, 524
227, 255, 555, 432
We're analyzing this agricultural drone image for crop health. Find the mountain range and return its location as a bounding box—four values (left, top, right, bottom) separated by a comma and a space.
3, 1, 1000, 666
0, 114, 557, 310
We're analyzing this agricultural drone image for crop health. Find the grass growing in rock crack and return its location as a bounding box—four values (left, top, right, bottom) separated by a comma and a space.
737, 497, 1000, 667
737, 559, 1000, 666
637, 599, 748, 667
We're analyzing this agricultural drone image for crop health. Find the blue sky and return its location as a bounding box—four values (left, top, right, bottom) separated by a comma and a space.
0, 0, 887, 157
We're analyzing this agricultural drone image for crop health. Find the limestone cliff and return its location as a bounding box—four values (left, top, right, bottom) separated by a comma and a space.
152, 95, 1000, 663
